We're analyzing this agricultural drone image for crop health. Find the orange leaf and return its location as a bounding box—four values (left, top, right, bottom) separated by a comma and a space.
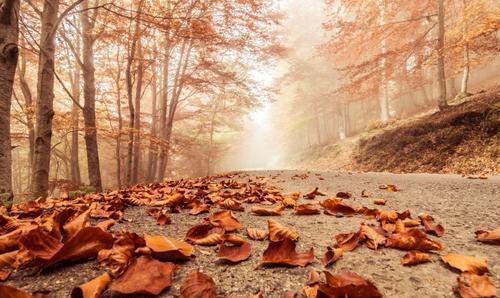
456, 273, 496, 298
0, 284, 47, 298
475, 228, 500, 244
320, 199, 356, 216
322, 247, 343, 267
304, 187, 326, 200
360, 224, 386, 250
247, 228, 268, 241
261, 238, 314, 267
401, 251, 432, 266
145, 235, 193, 261
268, 219, 299, 242
189, 201, 210, 215
335, 231, 362, 252
185, 224, 225, 246
318, 271, 382, 298
71, 272, 111, 298
109, 256, 175, 296
180, 271, 218, 298
441, 254, 488, 274
373, 199, 386, 205
295, 204, 320, 215
217, 241, 251, 263
251, 204, 285, 216
385, 229, 443, 251
419, 214, 445, 237
208, 211, 241, 232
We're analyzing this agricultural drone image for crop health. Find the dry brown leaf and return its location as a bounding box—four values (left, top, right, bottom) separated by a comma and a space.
98, 232, 144, 275
475, 228, 500, 245
321, 247, 343, 267
247, 228, 268, 241
385, 229, 443, 251
419, 214, 445, 237
402, 218, 420, 227
219, 199, 244, 211
442, 254, 488, 274
304, 187, 326, 200
395, 219, 406, 234
0, 284, 47, 298
336, 192, 352, 199
185, 224, 225, 246
373, 199, 386, 205
251, 204, 285, 216
208, 211, 242, 232
335, 231, 363, 252
318, 271, 382, 298
145, 235, 193, 261
282, 197, 297, 208
377, 210, 399, 223
109, 256, 175, 296
379, 184, 399, 192
96, 219, 115, 231
0, 268, 11, 281
401, 251, 432, 266
307, 270, 321, 285
63, 208, 91, 241
217, 241, 251, 263
360, 224, 386, 250
320, 198, 357, 216
189, 201, 210, 215
180, 271, 218, 298
268, 219, 299, 242
456, 272, 496, 298
261, 238, 314, 267
303, 285, 318, 298
223, 234, 247, 245
71, 272, 111, 298
294, 204, 320, 215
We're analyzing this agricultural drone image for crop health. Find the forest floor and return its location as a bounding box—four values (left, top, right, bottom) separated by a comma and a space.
294, 86, 499, 176
4, 170, 499, 297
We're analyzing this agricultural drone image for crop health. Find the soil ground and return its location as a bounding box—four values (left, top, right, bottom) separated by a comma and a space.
5, 170, 500, 297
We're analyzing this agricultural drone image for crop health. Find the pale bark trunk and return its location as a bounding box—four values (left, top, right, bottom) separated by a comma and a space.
146, 56, 158, 182
32, 0, 59, 198
156, 30, 171, 181
437, 0, 448, 110
0, 0, 20, 201
378, 0, 390, 122
80, 1, 102, 191
460, 0, 470, 95
70, 39, 81, 186
115, 50, 123, 188
131, 41, 143, 183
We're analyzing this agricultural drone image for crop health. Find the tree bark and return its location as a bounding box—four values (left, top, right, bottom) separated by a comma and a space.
32, 0, 59, 198
70, 38, 81, 186
131, 40, 143, 183
115, 49, 123, 188
460, 0, 470, 95
80, 0, 102, 191
437, 0, 448, 110
146, 54, 158, 182
0, 0, 20, 202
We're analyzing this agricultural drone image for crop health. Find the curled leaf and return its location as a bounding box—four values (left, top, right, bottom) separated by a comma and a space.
208, 211, 241, 232
335, 231, 362, 252
217, 241, 251, 263
190, 201, 210, 215
145, 235, 193, 261
71, 272, 111, 298
373, 199, 386, 205
322, 247, 343, 267
304, 187, 326, 200
251, 204, 285, 216
180, 271, 218, 298
336, 192, 352, 199
319, 271, 382, 298
456, 272, 496, 298
261, 238, 314, 267
419, 214, 445, 237
247, 228, 268, 241
401, 251, 432, 266
295, 204, 320, 215
268, 219, 299, 242
385, 229, 443, 251
185, 224, 225, 246
320, 199, 356, 216
475, 228, 500, 245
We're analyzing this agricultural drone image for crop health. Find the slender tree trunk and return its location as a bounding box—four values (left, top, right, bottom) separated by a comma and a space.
146, 55, 158, 182
131, 41, 143, 183
80, 1, 102, 191
206, 98, 219, 176
32, 0, 59, 198
437, 0, 448, 110
0, 0, 20, 202
378, 0, 390, 122
156, 30, 171, 181
115, 50, 123, 188
460, 0, 470, 95
18, 46, 35, 190
70, 39, 81, 186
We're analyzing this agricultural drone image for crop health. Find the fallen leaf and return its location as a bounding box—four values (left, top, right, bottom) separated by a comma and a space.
318, 271, 382, 298
419, 214, 445, 237
304, 187, 326, 200
361, 190, 372, 198
96, 219, 115, 231
261, 238, 314, 267
109, 256, 175, 295
303, 285, 318, 298
402, 218, 420, 227
98, 232, 144, 274
251, 204, 285, 216
268, 219, 299, 242
71, 272, 111, 298
295, 204, 320, 215
456, 272, 496, 298
0, 284, 47, 298
475, 228, 500, 245
401, 251, 432, 266
190, 201, 210, 215
442, 254, 488, 274
373, 199, 386, 205
360, 224, 386, 250
208, 211, 241, 232
217, 241, 251, 263
145, 235, 193, 261
0, 268, 11, 281
307, 270, 321, 285
379, 184, 399, 192
335, 231, 363, 252
247, 228, 268, 241
180, 271, 218, 298
336, 192, 352, 199
385, 229, 443, 251
320, 199, 356, 216
185, 224, 225, 246
321, 247, 343, 267
219, 199, 244, 211
63, 208, 91, 241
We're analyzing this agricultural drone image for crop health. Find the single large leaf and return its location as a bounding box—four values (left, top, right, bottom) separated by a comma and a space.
145, 235, 193, 261
261, 238, 314, 267
180, 271, 218, 298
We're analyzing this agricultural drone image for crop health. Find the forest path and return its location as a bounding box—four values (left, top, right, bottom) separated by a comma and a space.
7, 170, 499, 297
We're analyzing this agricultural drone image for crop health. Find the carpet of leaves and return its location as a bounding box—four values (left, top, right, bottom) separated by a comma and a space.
0, 172, 498, 297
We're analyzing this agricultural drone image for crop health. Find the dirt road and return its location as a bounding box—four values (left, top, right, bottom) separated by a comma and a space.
6, 170, 499, 297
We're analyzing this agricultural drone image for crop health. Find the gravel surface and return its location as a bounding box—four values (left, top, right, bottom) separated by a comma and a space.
5, 170, 500, 297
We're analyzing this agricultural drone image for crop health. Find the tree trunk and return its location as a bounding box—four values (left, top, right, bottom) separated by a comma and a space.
146, 55, 158, 182
437, 0, 448, 110
80, 1, 102, 191
131, 41, 143, 183
115, 50, 123, 188
156, 31, 171, 181
0, 0, 20, 202
460, 0, 470, 95
32, 0, 59, 198
70, 39, 81, 186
